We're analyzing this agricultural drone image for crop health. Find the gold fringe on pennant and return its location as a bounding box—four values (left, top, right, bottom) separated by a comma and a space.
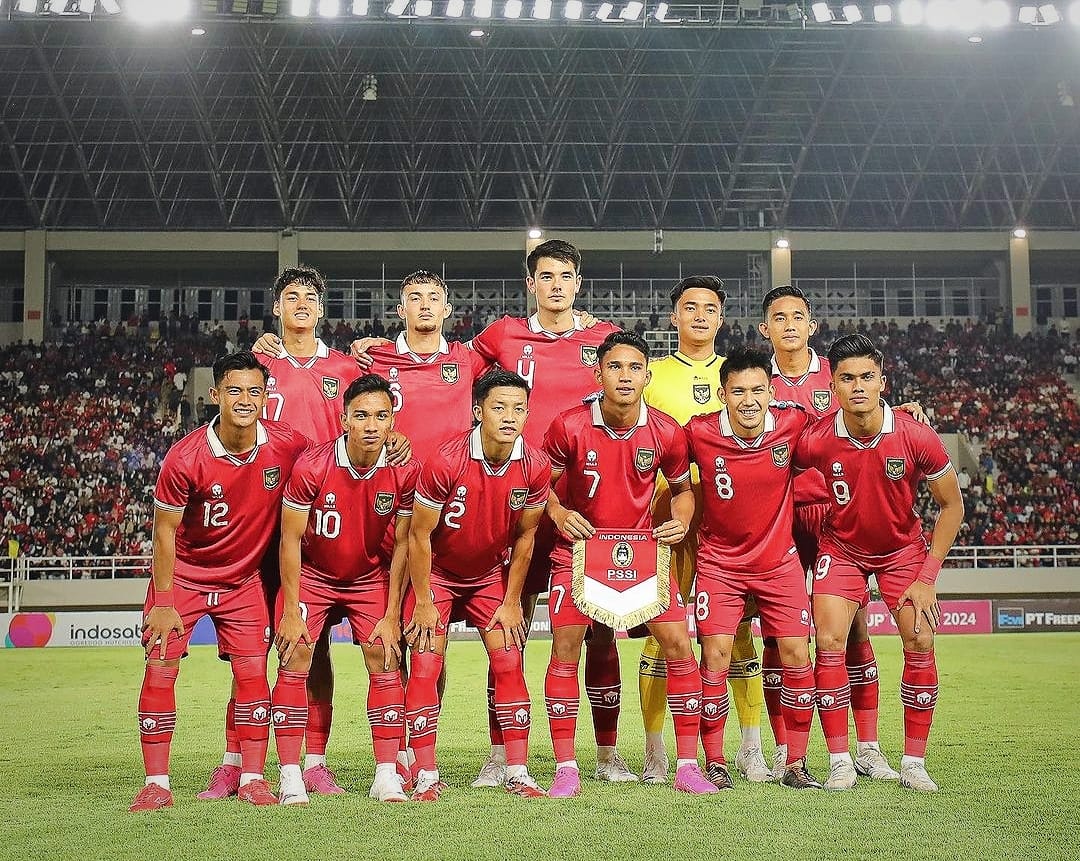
570, 539, 672, 631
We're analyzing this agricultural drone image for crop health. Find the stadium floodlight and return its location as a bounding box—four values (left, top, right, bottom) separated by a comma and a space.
317, 0, 340, 16
1013, 227, 1028, 239
654, 2, 671, 19
1018, 5, 1037, 22
1039, 3, 1061, 22
469, 26, 486, 34
415, 0, 432, 14
474, 0, 493, 16
532, 0, 551, 18
191, 26, 206, 34
873, 3, 892, 21
811, 2, 832, 22
503, 0, 521, 16
352, 0, 369, 13
842, 3, 862, 20
619, 0, 643, 18
596, 1, 614, 19
897, 0, 923, 24
983, 0, 1011, 26
968, 33, 983, 40
446, 0, 465, 15
290, 0, 313, 15
564, 0, 582, 17
775, 237, 791, 249
528, 228, 543, 239
387, 0, 408, 14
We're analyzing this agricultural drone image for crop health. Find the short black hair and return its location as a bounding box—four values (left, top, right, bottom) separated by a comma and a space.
827, 333, 884, 371
472, 368, 531, 406
400, 270, 449, 301
761, 285, 812, 318
596, 331, 650, 365
670, 275, 726, 309
526, 239, 582, 278
212, 351, 269, 387
273, 265, 326, 301
343, 373, 393, 409
719, 344, 772, 387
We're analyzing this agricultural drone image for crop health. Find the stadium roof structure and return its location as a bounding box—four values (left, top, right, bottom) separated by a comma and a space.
0, 4, 1078, 231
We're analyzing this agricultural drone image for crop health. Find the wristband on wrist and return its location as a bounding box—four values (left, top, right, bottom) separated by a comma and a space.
154, 588, 175, 608
916, 556, 942, 586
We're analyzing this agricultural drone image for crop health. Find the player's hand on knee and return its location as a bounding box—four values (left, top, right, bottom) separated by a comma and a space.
275, 612, 312, 666
898, 581, 939, 634
486, 602, 526, 650
405, 602, 440, 653
251, 332, 283, 356
386, 431, 413, 466
349, 337, 391, 369
653, 518, 688, 546
141, 607, 184, 661
368, 617, 403, 670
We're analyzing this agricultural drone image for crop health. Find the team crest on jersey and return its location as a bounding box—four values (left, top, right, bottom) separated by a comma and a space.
635, 448, 656, 471
812, 390, 831, 413
441, 363, 459, 384
263, 467, 281, 490
321, 376, 339, 399
692, 383, 711, 405
885, 457, 906, 480
374, 492, 395, 515
580, 345, 599, 367
771, 443, 790, 468
508, 488, 528, 510
611, 541, 634, 568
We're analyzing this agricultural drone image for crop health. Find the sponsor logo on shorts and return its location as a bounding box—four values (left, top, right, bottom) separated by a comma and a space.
263, 467, 281, 490
634, 448, 655, 471
611, 541, 634, 568
441, 363, 459, 384
885, 457, 906, 480
374, 492, 395, 516
692, 383, 711, 404
580, 345, 598, 367
321, 376, 339, 399
509, 488, 528, 510
771, 443, 790, 468
812, 390, 831, 413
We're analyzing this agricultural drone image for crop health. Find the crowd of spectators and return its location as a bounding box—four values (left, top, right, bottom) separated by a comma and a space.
2, 314, 1077, 569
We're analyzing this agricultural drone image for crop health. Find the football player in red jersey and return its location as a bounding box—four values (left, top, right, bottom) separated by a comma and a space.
542, 332, 716, 798
130, 351, 309, 812
271, 374, 421, 805
402, 369, 551, 800
793, 334, 964, 793
685, 345, 820, 790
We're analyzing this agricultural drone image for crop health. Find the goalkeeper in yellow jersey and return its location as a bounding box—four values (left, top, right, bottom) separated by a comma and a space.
638, 275, 771, 784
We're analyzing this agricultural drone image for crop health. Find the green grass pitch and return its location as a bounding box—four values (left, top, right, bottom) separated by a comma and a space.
2, 633, 1079, 861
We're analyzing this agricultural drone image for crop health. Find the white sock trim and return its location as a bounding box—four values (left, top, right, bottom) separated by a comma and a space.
222, 753, 242, 767
555, 760, 579, 772
145, 775, 170, 790
304, 754, 326, 770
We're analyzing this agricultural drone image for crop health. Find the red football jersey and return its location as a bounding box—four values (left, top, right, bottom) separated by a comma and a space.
367, 334, 490, 457
468, 314, 621, 447
258, 339, 359, 443
415, 426, 551, 584
792, 402, 953, 568
771, 349, 834, 505
154, 419, 309, 589
544, 400, 691, 564
283, 435, 421, 585
687, 406, 812, 573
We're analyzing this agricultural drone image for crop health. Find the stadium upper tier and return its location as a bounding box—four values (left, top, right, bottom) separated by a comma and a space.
1, 317, 1075, 559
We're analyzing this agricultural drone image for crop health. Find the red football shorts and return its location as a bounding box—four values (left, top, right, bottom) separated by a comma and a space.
275, 577, 390, 645
695, 551, 811, 639
402, 571, 507, 634
547, 561, 687, 630
143, 574, 270, 661
523, 514, 557, 597
793, 501, 830, 574
812, 538, 926, 612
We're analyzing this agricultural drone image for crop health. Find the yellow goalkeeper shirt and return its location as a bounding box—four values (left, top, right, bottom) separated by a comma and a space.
644, 350, 725, 492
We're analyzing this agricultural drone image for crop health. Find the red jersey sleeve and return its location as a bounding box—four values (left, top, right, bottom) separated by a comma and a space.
658, 421, 691, 485
542, 413, 572, 472
525, 449, 553, 507
415, 457, 455, 511
153, 448, 190, 512
467, 317, 509, 364
398, 460, 422, 515
282, 449, 322, 510
468, 347, 493, 377
912, 420, 953, 481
